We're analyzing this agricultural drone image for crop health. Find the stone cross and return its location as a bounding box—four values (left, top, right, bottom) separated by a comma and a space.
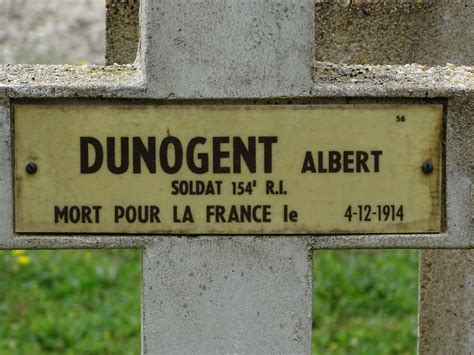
1, 0, 472, 353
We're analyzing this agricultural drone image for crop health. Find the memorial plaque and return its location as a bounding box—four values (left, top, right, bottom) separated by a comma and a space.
14, 104, 442, 234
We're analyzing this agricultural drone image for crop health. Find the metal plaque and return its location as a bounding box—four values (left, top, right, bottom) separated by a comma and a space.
14, 104, 442, 234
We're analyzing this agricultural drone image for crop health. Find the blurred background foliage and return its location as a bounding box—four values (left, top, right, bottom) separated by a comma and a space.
312, 250, 418, 355
0, 250, 141, 354
1, 249, 418, 354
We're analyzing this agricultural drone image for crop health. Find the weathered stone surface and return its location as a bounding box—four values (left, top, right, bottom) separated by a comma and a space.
0, 63, 471, 249
139, 0, 314, 98
417, 94, 474, 355
0, 64, 143, 98
106, 0, 140, 65
419, 249, 474, 354
142, 237, 312, 354
314, 1, 474, 65
0, 63, 471, 99
0, 0, 105, 65
105, 1, 474, 67
0, 100, 12, 246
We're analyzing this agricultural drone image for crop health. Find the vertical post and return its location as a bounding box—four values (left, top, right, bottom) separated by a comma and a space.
139, 0, 314, 99
142, 237, 312, 354
137, 0, 315, 353
418, 95, 474, 354
418, 250, 474, 354
0, 101, 13, 244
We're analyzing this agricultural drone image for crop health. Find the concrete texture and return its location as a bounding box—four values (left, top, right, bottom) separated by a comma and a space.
139, 0, 314, 98
417, 92, 473, 355
142, 237, 312, 354
0, 100, 13, 246
0, 0, 105, 65
106, 0, 140, 65
0, 63, 471, 99
314, 0, 474, 65
418, 249, 474, 354
0, 64, 144, 98
419, 94, 473, 355
103, 1, 474, 68
0, 63, 472, 250
444, 96, 474, 240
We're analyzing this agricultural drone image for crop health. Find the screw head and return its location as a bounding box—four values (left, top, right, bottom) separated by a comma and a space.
26, 162, 38, 175
421, 161, 433, 174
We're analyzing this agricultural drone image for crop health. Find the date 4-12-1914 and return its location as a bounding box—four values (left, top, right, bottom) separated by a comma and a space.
344, 205, 404, 222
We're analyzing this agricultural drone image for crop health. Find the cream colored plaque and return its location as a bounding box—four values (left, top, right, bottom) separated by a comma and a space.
14, 104, 442, 234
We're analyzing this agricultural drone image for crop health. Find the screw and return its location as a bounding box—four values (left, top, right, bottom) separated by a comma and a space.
26, 162, 38, 175
421, 160, 433, 174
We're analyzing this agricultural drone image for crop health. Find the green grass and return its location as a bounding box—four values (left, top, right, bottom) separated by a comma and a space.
1, 249, 418, 354
0, 250, 141, 354
312, 250, 419, 355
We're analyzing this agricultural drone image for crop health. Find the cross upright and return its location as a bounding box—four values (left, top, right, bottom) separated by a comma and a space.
0, 0, 472, 354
